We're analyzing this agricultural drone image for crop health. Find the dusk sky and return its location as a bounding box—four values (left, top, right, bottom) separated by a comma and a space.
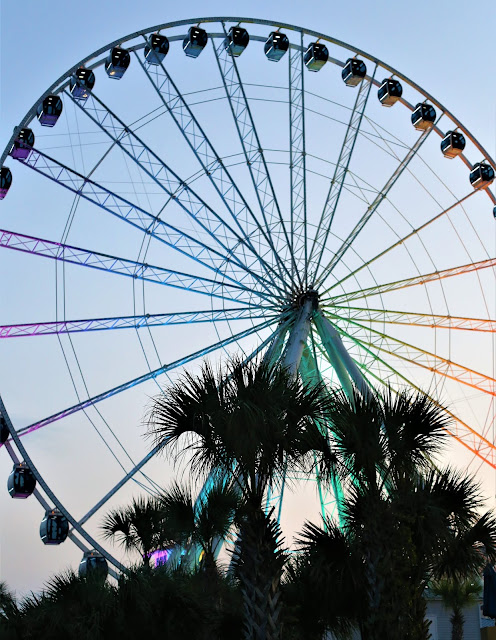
1, 0, 495, 596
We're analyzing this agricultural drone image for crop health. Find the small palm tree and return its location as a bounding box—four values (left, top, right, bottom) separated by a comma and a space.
159, 477, 241, 574
431, 576, 481, 640
14, 570, 115, 640
101, 495, 169, 565
147, 356, 333, 640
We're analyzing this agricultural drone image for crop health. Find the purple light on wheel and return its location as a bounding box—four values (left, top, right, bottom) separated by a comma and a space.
150, 549, 172, 567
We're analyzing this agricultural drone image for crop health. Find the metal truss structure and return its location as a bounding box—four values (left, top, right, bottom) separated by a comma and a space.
1, 17, 495, 577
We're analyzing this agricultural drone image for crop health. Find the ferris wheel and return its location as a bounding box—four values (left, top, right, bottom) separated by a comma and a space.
1, 16, 496, 578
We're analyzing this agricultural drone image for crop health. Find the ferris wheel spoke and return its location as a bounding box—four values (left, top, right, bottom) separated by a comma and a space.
0, 308, 277, 339
332, 305, 496, 332
134, 49, 290, 296
308, 66, 377, 282
315, 114, 441, 288
329, 324, 496, 468
328, 310, 496, 397
14, 317, 276, 439
77, 320, 284, 531
323, 190, 477, 296
212, 25, 300, 288
288, 32, 308, 284
325, 254, 496, 305
0, 228, 266, 306
17, 149, 280, 298
66, 91, 276, 294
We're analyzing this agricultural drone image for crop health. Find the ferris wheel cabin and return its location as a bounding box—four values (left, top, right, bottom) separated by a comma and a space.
0, 167, 12, 199
342, 58, 367, 87
264, 31, 289, 62
69, 68, 96, 102
469, 162, 495, 189
40, 509, 69, 545
8, 462, 36, 498
36, 95, 63, 127
304, 42, 329, 72
144, 34, 170, 65
411, 103, 436, 131
79, 550, 108, 580
183, 27, 208, 58
105, 46, 131, 79
440, 131, 466, 159
9, 128, 35, 160
224, 26, 250, 57
378, 78, 403, 106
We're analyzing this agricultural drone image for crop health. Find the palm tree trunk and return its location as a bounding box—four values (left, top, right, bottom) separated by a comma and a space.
235, 508, 284, 640
451, 609, 464, 640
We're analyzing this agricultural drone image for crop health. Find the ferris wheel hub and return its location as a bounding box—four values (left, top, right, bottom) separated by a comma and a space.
295, 289, 319, 310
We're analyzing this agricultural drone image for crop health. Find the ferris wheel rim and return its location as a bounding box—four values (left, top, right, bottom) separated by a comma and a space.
1, 14, 495, 190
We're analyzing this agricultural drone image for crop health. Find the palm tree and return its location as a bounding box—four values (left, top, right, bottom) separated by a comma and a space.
431, 576, 481, 640
298, 386, 496, 640
101, 495, 169, 565
147, 356, 333, 640
0, 581, 18, 639
158, 477, 241, 575
282, 521, 363, 639
9, 570, 116, 640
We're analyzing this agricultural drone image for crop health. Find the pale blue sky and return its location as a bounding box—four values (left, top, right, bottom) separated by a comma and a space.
1, 0, 495, 596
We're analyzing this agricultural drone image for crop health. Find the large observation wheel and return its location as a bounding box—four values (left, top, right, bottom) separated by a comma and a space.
1, 17, 496, 576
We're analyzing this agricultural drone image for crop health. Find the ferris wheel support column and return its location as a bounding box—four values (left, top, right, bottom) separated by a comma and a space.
299, 344, 346, 525
314, 311, 371, 398
263, 322, 290, 366
281, 299, 315, 375
263, 302, 314, 519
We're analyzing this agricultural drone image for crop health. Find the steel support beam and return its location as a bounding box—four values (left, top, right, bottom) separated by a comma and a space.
212, 24, 299, 287
17, 149, 270, 295
288, 32, 308, 283
309, 67, 376, 282
13, 319, 275, 439
135, 49, 289, 295
315, 311, 371, 397
0, 308, 272, 340
67, 91, 274, 293
316, 118, 440, 287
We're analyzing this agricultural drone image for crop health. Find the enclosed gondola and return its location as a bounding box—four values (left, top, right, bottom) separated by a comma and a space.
8, 462, 36, 498
9, 128, 35, 160
69, 68, 95, 101
440, 131, 466, 159
144, 33, 170, 65
105, 46, 131, 79
79, 550, 108, 580
40, 508, 69, 545
0, 415, 9, 444
224, 26, 249, 57
411, 103, 436, 131
0, 167, 12, 200
264, 31, 289, 62
469, 162, 495, 190
36, 95, 63, 127
303, 42, 329, 72
341, 58, 367, 87
378, 78, 403, 107
183, 27, 208, 58
493, 206, 496, 219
